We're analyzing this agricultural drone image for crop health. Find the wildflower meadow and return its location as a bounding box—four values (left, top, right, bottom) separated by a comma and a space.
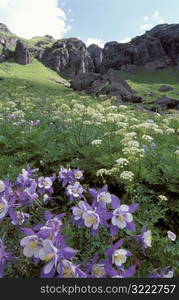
0, 74, 178, 278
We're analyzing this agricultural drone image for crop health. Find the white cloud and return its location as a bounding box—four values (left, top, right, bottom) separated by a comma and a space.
0, 0, 71, 39
119, 37, 131, 43
86, 38, 105, 48
140, 10, 165, 33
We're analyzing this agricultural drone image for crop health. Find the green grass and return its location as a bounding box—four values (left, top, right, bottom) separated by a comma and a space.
0, 59, 71, 99
119, 67, 179, 104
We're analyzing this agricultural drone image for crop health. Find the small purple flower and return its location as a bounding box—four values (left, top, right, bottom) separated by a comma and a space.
83, 210, 100, 231
20, 235, 42, 258
58, 167, 73, 187
110, 203, 138, 235
0, 197, 8, 220
87, 254, 106, 278
151, 143, 157, 149
58, 167, 84, 187
19, 180, 39, 206
111, 265, 136, 278
38, 176, 54, 194
89, 185, 121, 209
57, 259, 86, 278
105, 239, 132, 273
66, 182, 84, 202
132, 225, 152, 253
0, 180, 5, 193
38, 211, 65, 241
73, 169, 84, 181
11, 211, 29, 226
72, 200, 88, 226
112, 249, 130, 267
39, 239, 59, 274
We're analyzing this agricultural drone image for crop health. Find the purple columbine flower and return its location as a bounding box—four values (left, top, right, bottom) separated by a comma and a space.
87, 254, 106, 278
149, 266, 174, 278
111, 265, 136, 278
57, 259, 87, 278
131, 225, 152, 254
89, 185, 121, 209
105, 239, 131, 271
112, 248, 131, 267
37, 211, 65, 241
151, 143, 157, 149
66, 182, 84, 202
73, 169, 84, 181
0, 180, 5, 193
58, 167, 73, 187
16, 168, 37, 186
0, 239, 15, 278
39, 239, 59, 275
0, 197, 8, 220
58, 167, 84, 187
83, 209, 100, 231
20, 234, 42, 258
10, 211, 29, 226
38, 176, 54, 194
19, 180, 39, 206
72, 200, 90, 226
110, 203, 138, 235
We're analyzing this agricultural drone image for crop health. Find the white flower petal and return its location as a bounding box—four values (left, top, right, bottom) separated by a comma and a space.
44, 259, 54, 274
125, 213, 133, 222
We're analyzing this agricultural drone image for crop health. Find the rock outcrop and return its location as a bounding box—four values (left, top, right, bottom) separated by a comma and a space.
40, 38, 95, 79
71, 69, 142, 104
14, 40, 32, 65
0, 23, 17, 49
87, 44, 103, 73
100, 24, 178, 73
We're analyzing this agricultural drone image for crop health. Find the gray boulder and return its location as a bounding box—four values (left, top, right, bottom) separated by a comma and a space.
158, 85, 174, 92
71, 69, 142, 104
14, 40, 32, 65
71, 72, 101, 91
155, 96, 179, 109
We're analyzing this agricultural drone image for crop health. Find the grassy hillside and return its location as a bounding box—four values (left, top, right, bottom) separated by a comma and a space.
119, 67, 179, 104
0, 59, 73, 103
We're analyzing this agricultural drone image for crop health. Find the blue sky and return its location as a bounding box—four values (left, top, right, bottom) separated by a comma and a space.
0, 0, 179, 47
61, 0, 179, 45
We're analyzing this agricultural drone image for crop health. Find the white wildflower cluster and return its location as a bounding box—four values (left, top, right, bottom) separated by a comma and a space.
118, 105, 128, 110
124, 132, 137, 138
158, 195, 168, 201
114, 129, 127, 135
142, 134, 153, 143
116, 158, 129, 167
91, 139, 102, 146
165, 128, 175, 135
122, 147, 145, 159
108, 167, 119, 175
96, 169, 109, 177
116, 122, 129, 129
120, 171, 134, 182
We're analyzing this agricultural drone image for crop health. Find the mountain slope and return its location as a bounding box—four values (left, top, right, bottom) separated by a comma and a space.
0, 58, 70, 100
